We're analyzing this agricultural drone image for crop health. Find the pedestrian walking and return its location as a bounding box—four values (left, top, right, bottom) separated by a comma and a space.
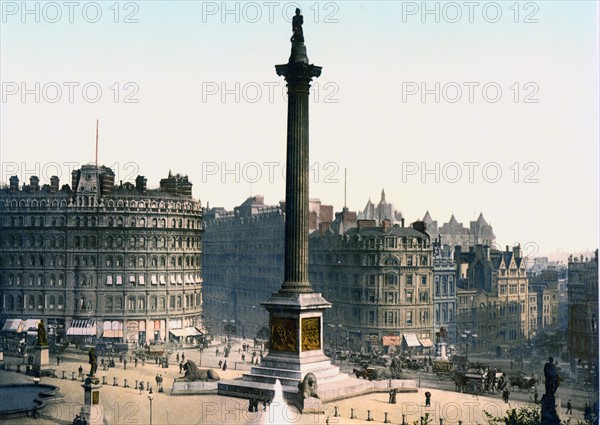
57, 356, 61, 366
182, 353, 185, 362
218, 360, 223, 368
534, 387, 538, 404
502, 388, 510, 403
222, 361, 227, 371
388, 388, 397, 404
425, 391, 431, 407
179, 362, 183, 373
78, 365, 83, 377
566, 399, 573, 415
176, 352, 180, 362
135, 358, 138, 367
123, 358, 127, 370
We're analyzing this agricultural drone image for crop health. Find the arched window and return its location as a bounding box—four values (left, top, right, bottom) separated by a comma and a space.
49, 296, 56, 308
27, 295, 35, 309
108, 217, 114, 227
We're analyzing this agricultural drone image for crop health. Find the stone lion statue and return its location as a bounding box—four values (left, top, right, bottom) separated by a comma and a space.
183, 360, 220, 382
298, 373, 319, 399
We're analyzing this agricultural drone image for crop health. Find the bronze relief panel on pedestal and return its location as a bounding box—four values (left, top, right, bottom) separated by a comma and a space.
270, 317, 298, 352
301, 317, 321, 351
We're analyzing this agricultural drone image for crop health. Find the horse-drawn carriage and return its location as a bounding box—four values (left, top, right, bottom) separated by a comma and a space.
509, 371, 537, 393
353, 365, 390, 381
453, 370, 487, 394
432, 360, 454, 380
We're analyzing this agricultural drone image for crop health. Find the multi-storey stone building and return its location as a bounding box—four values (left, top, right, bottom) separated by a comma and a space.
432, 239, 457, 344
455, 245, 531, 353
529, 268, 559, 331
0, 165, 203, 344
567, 250, 599, 373
310, 216, 434, 354
202, 196, 332, 338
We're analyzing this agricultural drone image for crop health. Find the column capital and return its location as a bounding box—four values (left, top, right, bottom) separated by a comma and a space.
275, 61, 322, 84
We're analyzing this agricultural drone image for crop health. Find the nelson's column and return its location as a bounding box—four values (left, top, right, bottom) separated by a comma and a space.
218, 9, 358, 406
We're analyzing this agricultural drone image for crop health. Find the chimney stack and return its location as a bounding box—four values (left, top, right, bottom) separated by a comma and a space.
513, 244, 521, 258
135, 175, 147, 193
29, 176, 40, 191
50, 176, 60, 191
9, 175, 19, 191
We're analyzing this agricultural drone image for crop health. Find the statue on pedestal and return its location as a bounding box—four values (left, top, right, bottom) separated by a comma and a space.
37, 320, 48, 346
543, 357, 559, 396
88, 348, 98, 377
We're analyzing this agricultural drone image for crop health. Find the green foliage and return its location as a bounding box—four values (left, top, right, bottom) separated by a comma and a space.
484, 404, 541, 425
484, 403, 599, 425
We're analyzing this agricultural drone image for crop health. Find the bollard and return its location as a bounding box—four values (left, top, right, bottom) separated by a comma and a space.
384, 412, 391, 423
147, 381, 150, 391
440, 420, 443, 425
113, 377, 118, 386
367, 410, 373, 421
124, 378, 129, 388
62, 371, 66, 379
334, 406, 340, 417
402, 414, 407, 425
350, 408, 356, 419
102, 376, 107, 385
135, 380, 138, 389
458, 422, 462, 425
71, 372, 76, 380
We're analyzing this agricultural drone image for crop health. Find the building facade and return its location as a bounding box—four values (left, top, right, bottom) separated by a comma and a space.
310, 217, 434, 353
567, 250, 599, 371
455, 245, 531, 353
0, 165, 203, 344
423, 212, 495, 250
202, 196, 332, 338
432, 239, 457, 344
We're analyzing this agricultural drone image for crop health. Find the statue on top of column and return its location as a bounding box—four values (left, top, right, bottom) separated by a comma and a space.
291, 8, 304, 43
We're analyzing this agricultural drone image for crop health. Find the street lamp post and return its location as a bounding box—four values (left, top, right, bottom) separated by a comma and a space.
147, 394, 154, 425
461, 330, 478, 365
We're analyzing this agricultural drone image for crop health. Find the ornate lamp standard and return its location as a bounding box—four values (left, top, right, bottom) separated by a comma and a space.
461, 330, 478, 365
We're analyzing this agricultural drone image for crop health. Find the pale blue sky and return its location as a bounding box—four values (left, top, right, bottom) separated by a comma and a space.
1, 1, 598, 255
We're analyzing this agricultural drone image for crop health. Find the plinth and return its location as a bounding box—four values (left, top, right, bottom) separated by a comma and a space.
80, 376, 104, 425
30, 345, 54, 377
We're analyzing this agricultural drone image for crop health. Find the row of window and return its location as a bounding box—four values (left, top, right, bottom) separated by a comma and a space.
358, 308, 431, 326
1, 253, 201, 270
105, 273, 201, 286
311, 253, 430, 267
0, 215, 201, 229
1, 293, 201, 312
0, 234, 200, 250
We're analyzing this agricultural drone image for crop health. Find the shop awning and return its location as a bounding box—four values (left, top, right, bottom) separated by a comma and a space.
403, 333, 422, 347
169, 327, 201, 338
66, 320, 96, 336
102, 330, 124, 338
23, 319, 40, 332
1, 318, 23, 332
419, 338, 434, 348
